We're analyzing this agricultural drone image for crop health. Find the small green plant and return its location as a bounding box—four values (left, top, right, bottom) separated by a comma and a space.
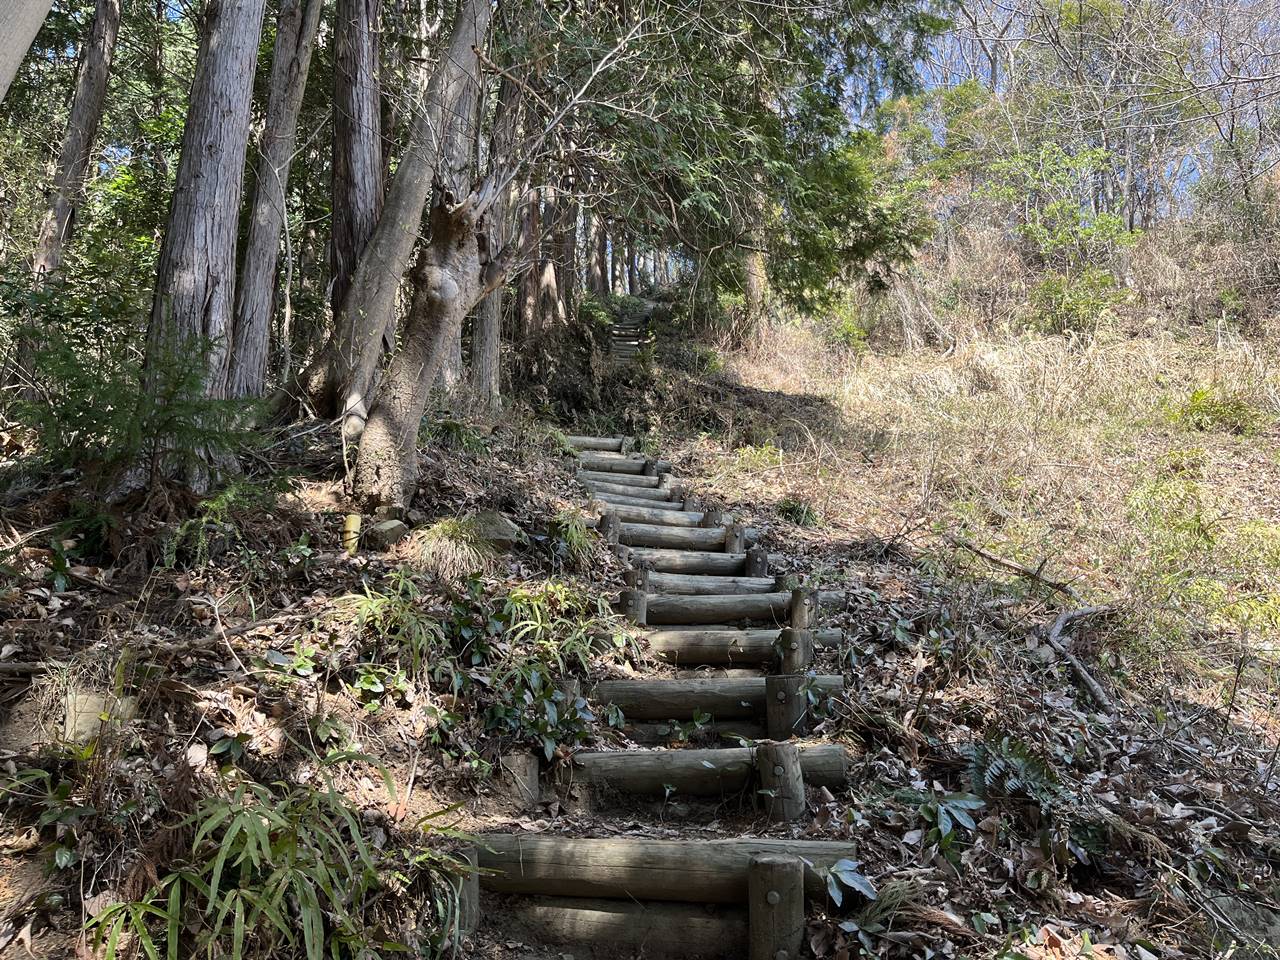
421, 418, 487, 454
778, 496, 820, 526
334, 569, 445, 678
18, 328, 255, 485
967, 736, 1062, 812
822, 858, 877, 906
547, 510, 593, 572
1168, 385, 1265, 435
89, 773, 471, 960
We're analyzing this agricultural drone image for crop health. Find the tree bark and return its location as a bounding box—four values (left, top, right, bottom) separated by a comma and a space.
0, 0, 54, 104
227, 0, 324, 398
350, 0, 493, 505
330, 0, 383, 321
292, 0, 489, 425
352, 205, 484, 505
626, 236, 639, 294
146, 0, 267, 399
588, 213, 608, 296
518, 190, 542, 338
31, 0, 121, 281
537, 187, 565, 328
470, 288, 502, 407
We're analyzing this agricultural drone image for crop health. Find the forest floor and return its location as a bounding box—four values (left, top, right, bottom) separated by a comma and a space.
0, 310, 1278, 959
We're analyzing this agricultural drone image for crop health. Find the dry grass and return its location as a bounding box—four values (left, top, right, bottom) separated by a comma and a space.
685, 321, 1280, 687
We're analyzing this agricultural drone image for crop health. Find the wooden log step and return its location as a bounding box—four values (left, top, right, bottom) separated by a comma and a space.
646, 572, 775, 595
591, 490, 686, 510
567, 435, 626, 452
625, 720, 766, 744
643, 627, 842, 665
577, 452, 648, 474
644, 591, 790, 626
591, 676, 843, 721
578, 469, 662, 488
593, 502, 704, 527
571, 744, 848, 795
478, 835, 856, 903
502, 896, 747, 958
619, 523, 728, 551
628, 547, 746, 575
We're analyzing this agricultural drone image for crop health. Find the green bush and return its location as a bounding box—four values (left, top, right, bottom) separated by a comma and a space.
1027, 268, 1122, 336
15, 328, 253, 486
1169, 385, 1266, 435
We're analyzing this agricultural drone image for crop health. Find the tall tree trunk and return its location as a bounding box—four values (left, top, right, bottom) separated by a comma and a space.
352, 0, 494, 506
469, 77, 519, 413
470, 287, 501, 408
626, 237, 638, 294
554, 178, 578, 320
330, 0, 383, 320
537, 187, 564, 327
588, 214, 608, 296
518, 190, 541, 337
228, 0, 324, 398
291, 0, 486, 425
354, 208, 484, 505
32, 0, 121, 281
146, 0, 266, 399
0, 0, 54, 103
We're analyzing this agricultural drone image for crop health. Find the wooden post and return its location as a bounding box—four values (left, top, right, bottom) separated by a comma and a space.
500, 752, 541, 806
789, 587, 816, 630
620, 436, 635, 454
725, 523, 747, 553
454, 845, 480, 937
598, 511, 621, 544
683, 493, 702, 512
766, 675, 807, 739
699, 507, 724, 528
342, 514, 362, 556
756, 742, 806, 822
623, 568, 651, 592
773, 572, 800, 592
613, 543, 632, 565
745, 544, 769, 577
748, 854, 805, 960
619, 588, 648, 625
657, 472, 676, 491
642, 458, 659, 477
778, 628, 813, 674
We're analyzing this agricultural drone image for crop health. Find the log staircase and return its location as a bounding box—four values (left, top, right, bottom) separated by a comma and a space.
470, 435, 850, 959
607, 307, 654, 360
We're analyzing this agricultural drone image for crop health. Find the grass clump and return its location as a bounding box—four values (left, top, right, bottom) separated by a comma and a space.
408, 517, 497, 581
778, 496, 821, 526
91, 772, 470, 960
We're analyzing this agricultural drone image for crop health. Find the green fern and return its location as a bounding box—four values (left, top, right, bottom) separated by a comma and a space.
966, 735, 1062, 811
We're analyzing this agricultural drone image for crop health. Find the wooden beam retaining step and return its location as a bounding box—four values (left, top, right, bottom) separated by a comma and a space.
646, 572, 776, 595
570, 743, 847, 795
642, 590, 791, 626
567, 435, 625, 452
591, 490, 686, 510
592, 501, 704, 527
477, 836, 857, 903
628, 547, 746, 575
502, 896, 748, 957
585, 481, 676, 503
641, 626, 840, 664
577, 452, 649, 474
578, 469, 662, 488
619, 522, 731, 551
591, 676, 843, 721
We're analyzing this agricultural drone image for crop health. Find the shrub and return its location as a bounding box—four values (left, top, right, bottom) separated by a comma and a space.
1169, 385, 1266, 435
15, 327, 253, 487
778, 496, 820, 526
1027, 268, 1122, 336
